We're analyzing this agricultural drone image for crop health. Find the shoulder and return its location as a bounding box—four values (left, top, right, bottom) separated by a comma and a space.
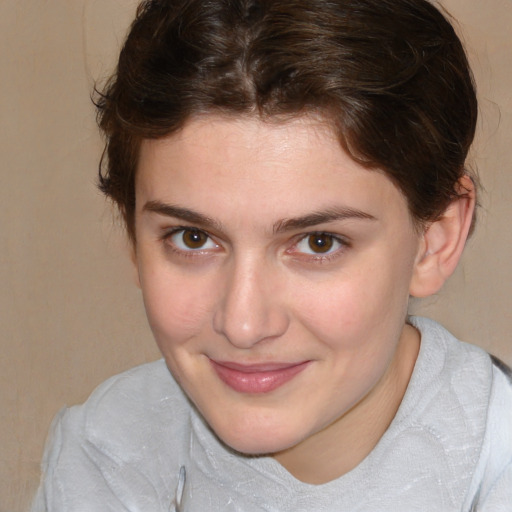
408, 316, 508, 397
408, 316, 512, 445
32, 360, 192, 510
404, 317, 512, 508
71, 359, 192, 462
459, 355, 512, 510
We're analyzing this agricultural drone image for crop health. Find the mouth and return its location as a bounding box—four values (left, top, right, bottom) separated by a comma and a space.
209, 359, 311, 394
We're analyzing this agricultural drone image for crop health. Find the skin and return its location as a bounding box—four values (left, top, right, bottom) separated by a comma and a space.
133, 114, 430, 484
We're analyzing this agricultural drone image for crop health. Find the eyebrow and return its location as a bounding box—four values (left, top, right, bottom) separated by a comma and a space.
273, 207, 376, 234
142, 200, 376, 234
143, 201, 224, 232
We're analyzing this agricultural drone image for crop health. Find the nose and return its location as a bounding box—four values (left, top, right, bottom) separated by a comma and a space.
212, 259, 289, 349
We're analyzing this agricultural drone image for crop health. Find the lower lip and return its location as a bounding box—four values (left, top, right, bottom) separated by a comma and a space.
210, 360, 310, 394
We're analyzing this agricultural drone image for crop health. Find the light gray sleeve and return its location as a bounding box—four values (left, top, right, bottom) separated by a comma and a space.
31, 408, 67, 512
474, 461, 512, 511
473, 362, 512, 511
30, 362, 185, 511
30, 407, 130, 512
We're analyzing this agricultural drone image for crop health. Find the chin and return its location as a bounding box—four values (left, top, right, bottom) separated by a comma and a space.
210, 415, 303, 456
222, 435, 294, 457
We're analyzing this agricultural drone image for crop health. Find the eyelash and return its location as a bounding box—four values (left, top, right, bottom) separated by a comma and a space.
288, 232, 350, 262
160, 227, 350, 263
161, 227, 220, 258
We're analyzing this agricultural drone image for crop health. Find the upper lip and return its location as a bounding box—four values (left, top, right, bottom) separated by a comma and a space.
210, 360, 310, 373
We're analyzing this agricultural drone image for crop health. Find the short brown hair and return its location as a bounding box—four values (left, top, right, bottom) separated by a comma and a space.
96, 0, 477, 241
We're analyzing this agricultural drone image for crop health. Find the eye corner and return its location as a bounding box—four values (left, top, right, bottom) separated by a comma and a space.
161, 226, 221, 256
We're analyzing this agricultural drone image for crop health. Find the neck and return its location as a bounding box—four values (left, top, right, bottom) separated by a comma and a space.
272, 324, 420, 484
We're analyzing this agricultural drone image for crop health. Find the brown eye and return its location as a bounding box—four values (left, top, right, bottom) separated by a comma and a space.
181, 229, 208, 249
292, 232, 346, 260
169, 228, 217, 252
307, 233, 334, 253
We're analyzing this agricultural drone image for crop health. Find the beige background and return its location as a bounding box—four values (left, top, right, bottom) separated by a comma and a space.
0, 1, 510, 510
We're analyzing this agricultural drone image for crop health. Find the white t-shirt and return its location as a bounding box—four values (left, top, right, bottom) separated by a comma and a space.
31, 317, 512, 511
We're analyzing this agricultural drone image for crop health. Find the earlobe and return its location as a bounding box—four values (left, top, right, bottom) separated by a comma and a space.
409, 175, 476, 298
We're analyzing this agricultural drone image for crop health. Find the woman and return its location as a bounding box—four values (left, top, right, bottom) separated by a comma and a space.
32, 0, 512, 510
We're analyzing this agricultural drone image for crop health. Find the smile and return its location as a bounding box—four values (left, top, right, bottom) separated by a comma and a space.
209, 360, 311, 394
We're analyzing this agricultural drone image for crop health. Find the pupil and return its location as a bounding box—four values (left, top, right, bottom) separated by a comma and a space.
183, 230, 206, 249
308, 234, 333, 253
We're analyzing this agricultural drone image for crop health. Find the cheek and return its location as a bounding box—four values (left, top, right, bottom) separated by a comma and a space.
295, 261, 412, 352
296, 283, 377, 353
139, 265, 216, 349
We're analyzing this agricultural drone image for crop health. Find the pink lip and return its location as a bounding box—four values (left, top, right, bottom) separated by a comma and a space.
210, 359, 311, 394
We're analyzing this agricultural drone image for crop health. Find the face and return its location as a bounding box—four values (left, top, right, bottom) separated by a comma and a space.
134, 115, 423, 460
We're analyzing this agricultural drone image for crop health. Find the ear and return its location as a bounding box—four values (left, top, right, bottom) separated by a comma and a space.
409, 175, 476, 298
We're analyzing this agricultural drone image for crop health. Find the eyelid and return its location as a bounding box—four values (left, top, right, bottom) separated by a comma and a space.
161, 226, 221, 254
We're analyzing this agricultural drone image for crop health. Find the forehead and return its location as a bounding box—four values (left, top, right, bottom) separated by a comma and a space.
139, 114, 341, 175
135, 115, 411, 225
